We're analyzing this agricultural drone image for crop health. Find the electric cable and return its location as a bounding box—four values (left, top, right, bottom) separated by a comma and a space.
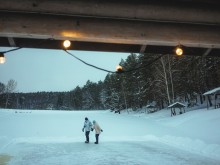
1, 40, 165, 74
64, 49, 164, 74
64, 49, 116, 73
2, 47, 22, 54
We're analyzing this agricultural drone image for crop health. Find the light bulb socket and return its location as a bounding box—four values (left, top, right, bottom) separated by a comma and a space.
0, 53, 6, 64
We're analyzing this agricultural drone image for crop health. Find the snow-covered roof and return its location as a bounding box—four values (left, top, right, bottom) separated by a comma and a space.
203, 87, 220, 95
146, 105, 155, 108
168, 102, 186, 108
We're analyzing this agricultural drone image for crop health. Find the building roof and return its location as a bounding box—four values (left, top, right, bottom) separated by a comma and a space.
168, 102, 186, 108
203, 87, 220, 95
146, 105, 155, 108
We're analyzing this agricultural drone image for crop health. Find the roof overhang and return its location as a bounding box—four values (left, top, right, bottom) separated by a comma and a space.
0, 0, 220, 56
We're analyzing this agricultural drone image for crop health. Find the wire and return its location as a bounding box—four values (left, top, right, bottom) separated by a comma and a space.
2, 47, 22, 54
64, 49, 164, 74
1, 38, 53, 54
64, 49, 116, 73
1, 41, 164, 74
122, 54, 165, 73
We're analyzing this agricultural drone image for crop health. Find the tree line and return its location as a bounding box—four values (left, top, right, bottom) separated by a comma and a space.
0, 53, 220, 110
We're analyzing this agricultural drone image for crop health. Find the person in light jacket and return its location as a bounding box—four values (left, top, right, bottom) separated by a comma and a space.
82, 117, 92, 143
92, 120, 103, 144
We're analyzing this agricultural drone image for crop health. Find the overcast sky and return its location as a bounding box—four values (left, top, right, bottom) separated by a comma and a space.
0, 47, 129, 93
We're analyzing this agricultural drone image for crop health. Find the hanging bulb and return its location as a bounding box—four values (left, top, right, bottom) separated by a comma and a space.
0, 53, 5, 64
63, 40, 71, 49
175, 46, 183, 56
116, 65, 123, 73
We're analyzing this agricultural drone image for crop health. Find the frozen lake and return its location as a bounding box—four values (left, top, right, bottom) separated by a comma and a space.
0, 109, 220, 164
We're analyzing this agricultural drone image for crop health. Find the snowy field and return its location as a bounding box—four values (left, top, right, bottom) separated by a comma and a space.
0, 108, 220, 165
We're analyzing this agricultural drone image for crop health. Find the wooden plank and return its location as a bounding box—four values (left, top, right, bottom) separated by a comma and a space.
0, 12, 220, 49
0, 0, 220, 25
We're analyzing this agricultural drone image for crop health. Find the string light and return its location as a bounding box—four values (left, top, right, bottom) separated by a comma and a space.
0, 39, 165, 72
0, 53, 6, 64
63, 40, 71, 49
116, 65, 123, 73
175, 45, 183, 56
64, 50, 164, 74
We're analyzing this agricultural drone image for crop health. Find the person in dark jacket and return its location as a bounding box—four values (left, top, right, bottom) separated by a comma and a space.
92, 120, 103, 144
82, 117, 92, 143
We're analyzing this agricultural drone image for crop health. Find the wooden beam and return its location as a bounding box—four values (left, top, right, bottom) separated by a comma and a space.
1, 37, 220, 56
0, 12, 220, 49
0, 0, 220, 25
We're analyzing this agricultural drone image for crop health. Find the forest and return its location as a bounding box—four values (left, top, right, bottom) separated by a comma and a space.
0, 53, 220, 110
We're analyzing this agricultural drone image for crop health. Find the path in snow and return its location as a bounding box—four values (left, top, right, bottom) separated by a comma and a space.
4, 141, 220, 165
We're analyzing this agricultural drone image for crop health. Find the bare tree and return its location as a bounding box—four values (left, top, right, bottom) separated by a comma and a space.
5, 79, 17, 108
0, 82, 5, 94
168, 55, 175, 103
153, 55, 176, 105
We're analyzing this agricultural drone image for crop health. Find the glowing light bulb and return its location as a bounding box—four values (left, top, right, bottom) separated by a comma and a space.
0, 53, 5, 64
116, 65, 123, 73
63, 40, 71, 49
175, 47, 183, 56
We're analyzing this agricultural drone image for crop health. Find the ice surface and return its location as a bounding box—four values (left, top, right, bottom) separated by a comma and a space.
0, 108, 220, 165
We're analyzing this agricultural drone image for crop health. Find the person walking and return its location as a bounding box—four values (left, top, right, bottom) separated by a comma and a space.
92, 120, 103, 144
82, 117, 92, 143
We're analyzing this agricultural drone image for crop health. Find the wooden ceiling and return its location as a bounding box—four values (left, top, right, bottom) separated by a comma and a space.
0, 0, 220, 56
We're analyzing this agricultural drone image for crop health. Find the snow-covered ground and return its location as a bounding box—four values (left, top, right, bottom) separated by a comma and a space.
0, 108, 220, 165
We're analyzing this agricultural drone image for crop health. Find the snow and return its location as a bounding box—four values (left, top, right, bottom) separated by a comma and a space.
0, 108, 220, 165
168, 102, 186, 108
203, 87, 220, 95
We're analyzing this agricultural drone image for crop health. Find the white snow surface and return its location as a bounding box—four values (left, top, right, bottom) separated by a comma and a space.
0, 108, 220, 165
